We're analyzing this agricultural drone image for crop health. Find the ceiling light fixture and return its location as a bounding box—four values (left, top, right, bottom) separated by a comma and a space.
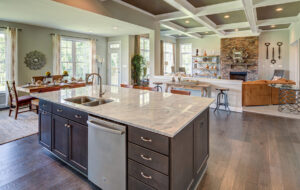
113, 26, 118, 30
276, 7, 283, 12
205, 32, 209, 34
224, 15, 230, 19
271, 25, 276, 28
235, 28, 239, 32
185, 20, 190, 24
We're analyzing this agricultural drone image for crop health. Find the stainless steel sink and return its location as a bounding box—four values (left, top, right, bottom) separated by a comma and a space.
64, 96, 113, 107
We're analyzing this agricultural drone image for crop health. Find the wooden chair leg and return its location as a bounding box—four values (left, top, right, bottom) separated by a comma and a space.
15, 106, 19, 120
29, 103, 32, 111
9, 108, 12, 117
36, 105, 39, 114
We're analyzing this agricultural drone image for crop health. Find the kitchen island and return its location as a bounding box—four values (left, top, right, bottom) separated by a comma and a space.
32, 85, 214, 190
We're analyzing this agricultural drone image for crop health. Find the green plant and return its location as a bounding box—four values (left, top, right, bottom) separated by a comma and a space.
131, 55, 145, 85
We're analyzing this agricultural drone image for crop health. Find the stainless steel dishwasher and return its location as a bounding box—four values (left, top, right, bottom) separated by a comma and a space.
87, 115, 126, 190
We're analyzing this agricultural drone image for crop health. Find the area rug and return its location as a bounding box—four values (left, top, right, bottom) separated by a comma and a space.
0, 110, 38, 145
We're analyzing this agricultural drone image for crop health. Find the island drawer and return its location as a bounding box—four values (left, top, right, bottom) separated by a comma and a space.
39, 99, 52, 112
53, 103, 88, 125
128, 159, 169, 190
128, 127, 169, 155
128, 143, 169, 175
128, 176, 155, 190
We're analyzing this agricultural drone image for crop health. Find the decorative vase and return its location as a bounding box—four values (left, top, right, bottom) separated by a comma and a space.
203, 50, 207, 57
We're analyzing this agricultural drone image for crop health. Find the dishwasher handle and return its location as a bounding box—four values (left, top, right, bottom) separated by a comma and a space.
87, 120, 125, 135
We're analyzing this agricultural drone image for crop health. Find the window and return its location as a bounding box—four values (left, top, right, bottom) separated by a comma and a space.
60, 37, 91, 80
140, 37, 150, 76
163, 42, 174, 74
0, 31, 6, 91
180, 44, 192, 75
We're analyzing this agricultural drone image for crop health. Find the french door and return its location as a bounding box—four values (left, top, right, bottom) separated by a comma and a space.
108, 41, 121, 86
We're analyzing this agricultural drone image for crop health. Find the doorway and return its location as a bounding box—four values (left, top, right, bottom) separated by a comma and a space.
108, 41, 121, 86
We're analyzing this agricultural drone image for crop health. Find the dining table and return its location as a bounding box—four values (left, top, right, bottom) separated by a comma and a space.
17, 82, 88, 93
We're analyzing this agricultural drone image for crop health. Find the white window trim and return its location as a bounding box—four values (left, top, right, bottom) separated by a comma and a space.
108, 41, 122, 86
60, 37, 92, 78
180, 43, 192, 74
0, 30, 7, 93
163, 42, 174, 74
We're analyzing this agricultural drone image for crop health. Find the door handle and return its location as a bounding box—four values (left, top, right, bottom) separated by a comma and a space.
87, 120, 125, 135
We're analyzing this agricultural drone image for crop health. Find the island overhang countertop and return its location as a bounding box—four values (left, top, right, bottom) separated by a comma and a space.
31, 85, 214, 137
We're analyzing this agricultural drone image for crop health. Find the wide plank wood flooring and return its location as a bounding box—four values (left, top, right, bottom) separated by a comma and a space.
0, 110, 299, 190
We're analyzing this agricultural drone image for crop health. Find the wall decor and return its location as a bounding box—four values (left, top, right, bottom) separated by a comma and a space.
277, 42, 283, 59
24, 50, 46, 70
227, 48, 248, 64
264, 42, 270, 59
271, 47, 276, 64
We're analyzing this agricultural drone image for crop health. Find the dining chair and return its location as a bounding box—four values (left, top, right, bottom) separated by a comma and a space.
171, 89, 191, 96
120, 84, 133, 88
133, 86, 156, 91
6, 81, 37, 119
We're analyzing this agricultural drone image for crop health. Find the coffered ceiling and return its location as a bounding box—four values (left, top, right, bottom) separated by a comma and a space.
115, 0, 300, 39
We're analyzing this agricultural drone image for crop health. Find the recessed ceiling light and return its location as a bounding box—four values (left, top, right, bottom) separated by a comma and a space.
224, 15, 230, 19
276, 7, 283, 12
185, 20, 190, 24
271, 25, 276, 28
205, 31, 209, 34
113, 26, 118, 30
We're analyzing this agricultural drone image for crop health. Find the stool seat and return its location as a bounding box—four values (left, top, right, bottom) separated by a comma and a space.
216, 88, 229, 91
153, 82, 163, 85
153, 82, 163, 92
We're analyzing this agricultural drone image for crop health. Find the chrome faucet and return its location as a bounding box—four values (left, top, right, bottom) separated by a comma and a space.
86, 73, 105, 97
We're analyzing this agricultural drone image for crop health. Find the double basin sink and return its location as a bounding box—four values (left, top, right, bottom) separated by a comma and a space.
65, 96, 113, 107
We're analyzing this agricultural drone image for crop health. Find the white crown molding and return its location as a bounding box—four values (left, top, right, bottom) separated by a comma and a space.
253, 0, 300, 8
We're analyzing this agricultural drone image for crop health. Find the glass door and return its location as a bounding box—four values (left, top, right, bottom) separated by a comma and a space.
108, 42, 121, 86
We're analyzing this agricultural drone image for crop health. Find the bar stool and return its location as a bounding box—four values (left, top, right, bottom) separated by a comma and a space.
214, 88, 230, 112
153, 82, 163, 92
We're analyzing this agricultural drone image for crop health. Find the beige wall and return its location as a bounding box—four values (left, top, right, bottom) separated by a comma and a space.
258, 30, 290, 80
0, 20, 107, 85
290, 20, 300, 44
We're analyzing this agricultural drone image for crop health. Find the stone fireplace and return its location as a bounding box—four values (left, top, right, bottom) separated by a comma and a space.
220, 37, 259, 81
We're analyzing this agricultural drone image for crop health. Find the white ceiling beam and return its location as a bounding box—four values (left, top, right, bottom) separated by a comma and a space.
241, 0, 258, 33
257, 16, 299, 26
195, 1, 244, 16
163, 0, 225, 36
160, 30, 181, 36
254, 0, 300, 8
186, 27, 210, 33
222, 30, 260, 38
161, 21, 202, 39
217, 22, 250, 30
156, 11, 188, 22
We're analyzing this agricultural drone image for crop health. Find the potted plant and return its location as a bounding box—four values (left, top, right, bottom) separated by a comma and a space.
131, 55, 145, 86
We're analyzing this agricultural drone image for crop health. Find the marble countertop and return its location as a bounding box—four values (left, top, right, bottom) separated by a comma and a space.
31, 85, 214, 137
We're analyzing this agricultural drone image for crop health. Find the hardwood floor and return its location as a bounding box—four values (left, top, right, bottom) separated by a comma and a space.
0, 110, 299, 190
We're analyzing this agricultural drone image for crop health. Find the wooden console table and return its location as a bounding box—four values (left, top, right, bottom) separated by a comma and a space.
164, 81, 211, 97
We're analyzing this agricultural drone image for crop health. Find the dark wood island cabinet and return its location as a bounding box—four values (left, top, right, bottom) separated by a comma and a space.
38, 99, 209, 190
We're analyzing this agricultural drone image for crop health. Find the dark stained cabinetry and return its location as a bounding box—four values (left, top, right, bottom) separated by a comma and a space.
128, 108, 210, 190
39, 100, 88, 174
38, 110, 52, 150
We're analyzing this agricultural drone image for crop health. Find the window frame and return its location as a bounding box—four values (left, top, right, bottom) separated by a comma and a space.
0, 30, 7, 92
60, 37, 92, 79
163, 42, 174, 75
180, 43, 192, 75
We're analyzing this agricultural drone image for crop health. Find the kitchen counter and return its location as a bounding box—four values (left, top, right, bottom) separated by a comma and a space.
31, 85, 214, 137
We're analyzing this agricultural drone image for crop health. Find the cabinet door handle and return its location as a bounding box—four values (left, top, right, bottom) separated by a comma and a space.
42, 111, 47, 115
68, 124, 71, 128
64, 124, 68, 127
140, 154, 152, 161
140, 136, 152, 142
141, 172, 152, 179
57, 109, 63, 112
74, 115, 82, 119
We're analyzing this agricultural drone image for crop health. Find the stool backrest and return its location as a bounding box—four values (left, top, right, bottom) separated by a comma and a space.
133, 86, 155, 91
171, 89, 191, 96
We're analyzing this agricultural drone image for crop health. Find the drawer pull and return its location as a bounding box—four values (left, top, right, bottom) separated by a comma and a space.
140, 136, 152, 143
140, 154, 152, 161
42, 104, 46, 107
57, 109, 63, 112
141, 172, 152, 179
42, 111, 47, 115
74, 114, 82, 119
64, 124, 68, 127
